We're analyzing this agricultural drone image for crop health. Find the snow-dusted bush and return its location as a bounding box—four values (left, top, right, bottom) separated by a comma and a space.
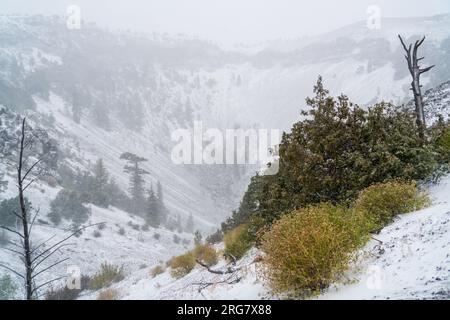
150, 265, 165, 278
89, 263, 124, 290
224, 224, 253, 260
354, 180, 429, 228
169, 252, 195, 279
44, 275, 90, 300
261, 203, 369, 297
97, 288, 120, 300
193, 244, 218, 267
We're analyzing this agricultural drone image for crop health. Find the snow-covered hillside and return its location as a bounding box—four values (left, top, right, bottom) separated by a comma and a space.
1, 13, 450, 299
103, 175, 450, 300
422, 80, 450, 123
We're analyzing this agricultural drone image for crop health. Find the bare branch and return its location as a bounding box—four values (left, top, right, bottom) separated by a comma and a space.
21, 158, 44, 183
195, 258, 240, 275
30, 234, 57, 255
398, 34, 408, 52
28, 208, 40, 236
417, 35, 426, 47
8, 210, 23, 221
31, 243, 75, 272
419, 65, 435, 74
371, 236, 383, 244
191, 273, 242, 293
31, 276, 66, 296
0, 263, 25, 279
31, 223, 99, 264
0, 225, 24, 239
0, 246, 25, 257
32, 258, 70, 280
4, 239, 24, 249
225, 252, 237, 265
22, 178, 38, 193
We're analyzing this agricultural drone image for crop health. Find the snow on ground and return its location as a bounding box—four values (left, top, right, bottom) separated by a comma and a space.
81, 247, 271, 300
97, 175, 450, 300
320, 178, 450, 300
0, 178, 194, 298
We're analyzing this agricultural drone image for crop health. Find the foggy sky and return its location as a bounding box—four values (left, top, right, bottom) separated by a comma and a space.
1, 0, 449, 45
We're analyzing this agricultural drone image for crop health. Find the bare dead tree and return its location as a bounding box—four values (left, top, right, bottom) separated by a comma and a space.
191, 273, 243, 296
188, 253, 248, 295
398, 35, 435, 139
195, 259, 240, 275
0, 118, 96, 299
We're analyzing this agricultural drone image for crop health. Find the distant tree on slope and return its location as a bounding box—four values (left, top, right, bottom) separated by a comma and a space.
120, 152, 149, 215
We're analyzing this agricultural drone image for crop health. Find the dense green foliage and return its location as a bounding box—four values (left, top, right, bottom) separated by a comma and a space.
57, 161, 129, 212
120, 152, 149, 215
224, 224, 253, 260
223, 77, 445, 231
0, 196, 32, 227
145, 182, 167, 228
48, 189, 90, 226
54, 157, 169, 228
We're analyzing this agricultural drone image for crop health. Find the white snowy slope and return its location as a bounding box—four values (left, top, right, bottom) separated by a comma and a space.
422, 80, 450, 123
0, 172, 196, 297
0, 13, 449, 299
320, 178, 450, 300
101, 175, 450, 300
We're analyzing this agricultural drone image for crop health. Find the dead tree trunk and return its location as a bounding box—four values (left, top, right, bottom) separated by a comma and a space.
17, 118, 34, 300
0, 118, 97, 299
398, 35, 434, 139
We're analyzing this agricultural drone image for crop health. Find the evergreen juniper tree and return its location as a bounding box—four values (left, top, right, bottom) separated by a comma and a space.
155, 180, 168, 225
48, 189, 90, 226
222, 76, 441, 229
146, 184, 160, 227
91, 158, 109, 207
120, 152, 149, 216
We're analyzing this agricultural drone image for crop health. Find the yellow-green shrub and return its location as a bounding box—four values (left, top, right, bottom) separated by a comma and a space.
224, 224, 253, 260
97, 288, 120, 300
261, 203, 369, 297
169, 252, 196, 279
193, 244, 218, 266
89, 263, 125, 290
150, 265, 165, 278
354, 180, 429, 228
